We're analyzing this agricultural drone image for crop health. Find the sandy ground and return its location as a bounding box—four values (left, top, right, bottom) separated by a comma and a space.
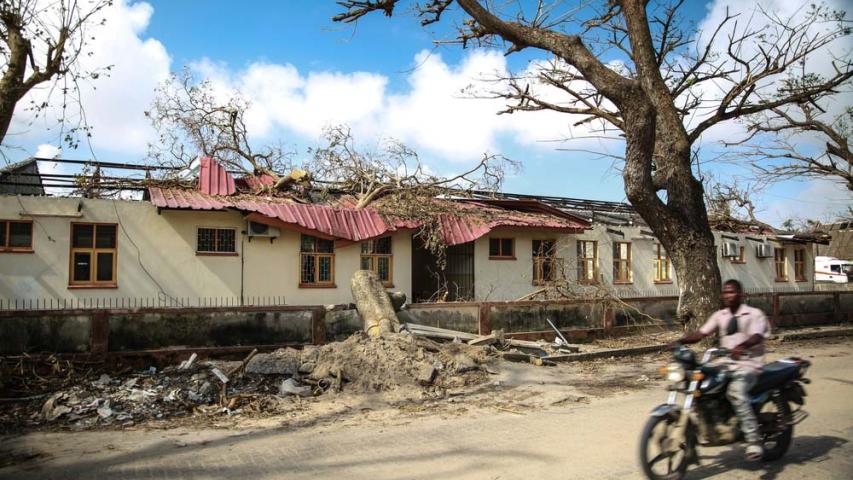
1, 337, 851, 479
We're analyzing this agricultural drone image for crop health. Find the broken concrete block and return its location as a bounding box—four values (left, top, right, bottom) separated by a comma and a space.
246, 351, 300, 375
454, 354, 479, 374
97, 401, 113, 419
298, 362, 315, 374
279, 378, 312, 397
415, 363, 437, 385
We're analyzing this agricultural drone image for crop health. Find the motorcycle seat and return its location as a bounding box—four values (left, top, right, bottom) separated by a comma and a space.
750, 361, 800, 394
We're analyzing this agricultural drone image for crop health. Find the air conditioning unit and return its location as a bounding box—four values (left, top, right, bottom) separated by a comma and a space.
247, 221, 280, 238
755, 243, 774, 258
721, 242, 740, 257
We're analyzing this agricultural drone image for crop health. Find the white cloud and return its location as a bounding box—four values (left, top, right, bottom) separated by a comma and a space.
761, 178, 853, 227
686, 0, 851, 145
34, 144, 61, 159
194, 49, 620, 163
9, 0, 170, 156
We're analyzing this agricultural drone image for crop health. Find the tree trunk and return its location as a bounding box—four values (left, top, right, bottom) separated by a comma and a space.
351, 270, 399, 337
621, 100, 721, 330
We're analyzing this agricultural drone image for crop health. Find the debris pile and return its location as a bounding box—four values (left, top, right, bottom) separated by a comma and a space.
0, 330, 494, 432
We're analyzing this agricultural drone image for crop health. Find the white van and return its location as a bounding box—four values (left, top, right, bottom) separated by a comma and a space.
815, 256, 853, 283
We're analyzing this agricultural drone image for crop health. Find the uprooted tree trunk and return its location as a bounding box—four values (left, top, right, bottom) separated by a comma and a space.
351, 270, 400, 337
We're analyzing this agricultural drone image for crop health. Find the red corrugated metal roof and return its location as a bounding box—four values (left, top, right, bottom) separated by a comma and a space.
149, 187, 395, 241
198, 157, 236, 196
147, 187, 588, 244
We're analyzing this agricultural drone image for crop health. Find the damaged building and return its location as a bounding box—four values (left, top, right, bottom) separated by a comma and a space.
0, 157, 825, 308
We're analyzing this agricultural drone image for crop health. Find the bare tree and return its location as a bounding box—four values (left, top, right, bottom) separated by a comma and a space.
333, 0, 851, 327
147, 70, 514, 206
308, 125, 516, 209
0, 0, 112, 149
704, 179, 776, 234
146, 69, 294, 185
728, 75, 852, 191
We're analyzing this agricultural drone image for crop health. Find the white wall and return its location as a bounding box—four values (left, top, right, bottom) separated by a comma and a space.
0, 196, 412, 305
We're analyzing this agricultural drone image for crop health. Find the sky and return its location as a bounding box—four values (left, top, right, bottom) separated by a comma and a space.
3, 0, 851, 227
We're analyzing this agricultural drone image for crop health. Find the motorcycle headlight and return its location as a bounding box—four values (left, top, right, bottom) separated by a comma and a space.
666, 363, 685, 382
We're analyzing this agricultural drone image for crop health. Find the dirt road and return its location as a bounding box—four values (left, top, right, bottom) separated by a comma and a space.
2, 338, 852, 479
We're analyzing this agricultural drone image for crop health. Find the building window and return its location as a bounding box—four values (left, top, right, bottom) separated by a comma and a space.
654, 244, 672, 283
361, 236, 393, 285
774, 248, 788, 281
0, 220, 33, 252
794, 249, 806, 282
300, 235, 335, 287
533, 239, 560, 285
197, 227, 237, 255
70, 223, 117, 287
577, 240, 598, 284
488, 237, 515, 259
613, 242, 632, 284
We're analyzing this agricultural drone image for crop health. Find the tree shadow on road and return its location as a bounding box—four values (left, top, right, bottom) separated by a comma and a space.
0, 391, 562, 480
686, 435, 848, 479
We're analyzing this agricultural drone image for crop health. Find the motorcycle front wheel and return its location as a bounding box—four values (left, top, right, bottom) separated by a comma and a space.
639, 414, 695, 480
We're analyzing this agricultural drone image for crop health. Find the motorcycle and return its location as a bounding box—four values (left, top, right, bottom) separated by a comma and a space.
638, 345, 811, 480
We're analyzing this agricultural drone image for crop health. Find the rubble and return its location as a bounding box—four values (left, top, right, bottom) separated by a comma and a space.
0, 331, 494, 432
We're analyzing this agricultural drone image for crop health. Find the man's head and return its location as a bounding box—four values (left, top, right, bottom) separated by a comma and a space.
722, 279, 743, 310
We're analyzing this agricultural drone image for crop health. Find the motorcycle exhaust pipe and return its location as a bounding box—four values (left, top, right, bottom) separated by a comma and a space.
788, 410, 809, 426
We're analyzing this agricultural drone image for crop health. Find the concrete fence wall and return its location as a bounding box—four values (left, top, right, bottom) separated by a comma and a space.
1, 290, 851, 356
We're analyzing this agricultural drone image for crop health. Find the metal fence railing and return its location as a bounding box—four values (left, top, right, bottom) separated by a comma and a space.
0, 295, 287, 311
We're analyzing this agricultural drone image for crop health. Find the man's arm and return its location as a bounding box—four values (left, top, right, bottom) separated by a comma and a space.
731, 333, 763, 360
671, 330, 709, 347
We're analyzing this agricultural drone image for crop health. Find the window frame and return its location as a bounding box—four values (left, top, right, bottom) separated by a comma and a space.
361, 236, 394, 287
577, 240, 599, 284
612, 241, 633, 284
196, 226, 238, 256
68, 222, 118, 288
774, 247, 788, 282
488, 237, 516, 260
299, 234, 336, 288
654, 244, 672, 284
794, 248, 806, 282
532, 239, 561, 286
0, 219, 34, 253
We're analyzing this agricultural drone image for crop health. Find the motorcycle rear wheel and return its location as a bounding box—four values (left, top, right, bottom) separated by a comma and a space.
639, 414, 695, 480
758, 396, 793, 461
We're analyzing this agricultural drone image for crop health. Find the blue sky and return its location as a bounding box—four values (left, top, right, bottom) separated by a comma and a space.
4, 0, 851, 226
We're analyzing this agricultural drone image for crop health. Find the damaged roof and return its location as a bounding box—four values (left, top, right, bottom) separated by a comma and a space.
148, 157, 589, 244
149, 186, 588, 245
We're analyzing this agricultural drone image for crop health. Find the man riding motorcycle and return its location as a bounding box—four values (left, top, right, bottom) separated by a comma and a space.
672, 278, 770, 461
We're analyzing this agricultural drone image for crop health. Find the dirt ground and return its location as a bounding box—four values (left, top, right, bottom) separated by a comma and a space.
2, 336, 851, 479
0, 329, 683, 435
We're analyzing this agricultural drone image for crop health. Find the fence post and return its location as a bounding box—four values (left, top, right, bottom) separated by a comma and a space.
478, 303, 491, 336
603, 303, 615, 333
311, 307, 327, 345
833, 292, 842, 323
90, 311, 109, 355
771, 292, 781, 327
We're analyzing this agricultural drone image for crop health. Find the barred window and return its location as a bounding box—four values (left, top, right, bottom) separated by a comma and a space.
794, 249, 806, 281
775, 248, 788, 281
577, 240, 598, 284
654, 244, 671, 283
301, 235, 335, 286
613, 242, 632, 284
361, 236, 393, 285
533, 239, 560, 285
197, 227, 236, 254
